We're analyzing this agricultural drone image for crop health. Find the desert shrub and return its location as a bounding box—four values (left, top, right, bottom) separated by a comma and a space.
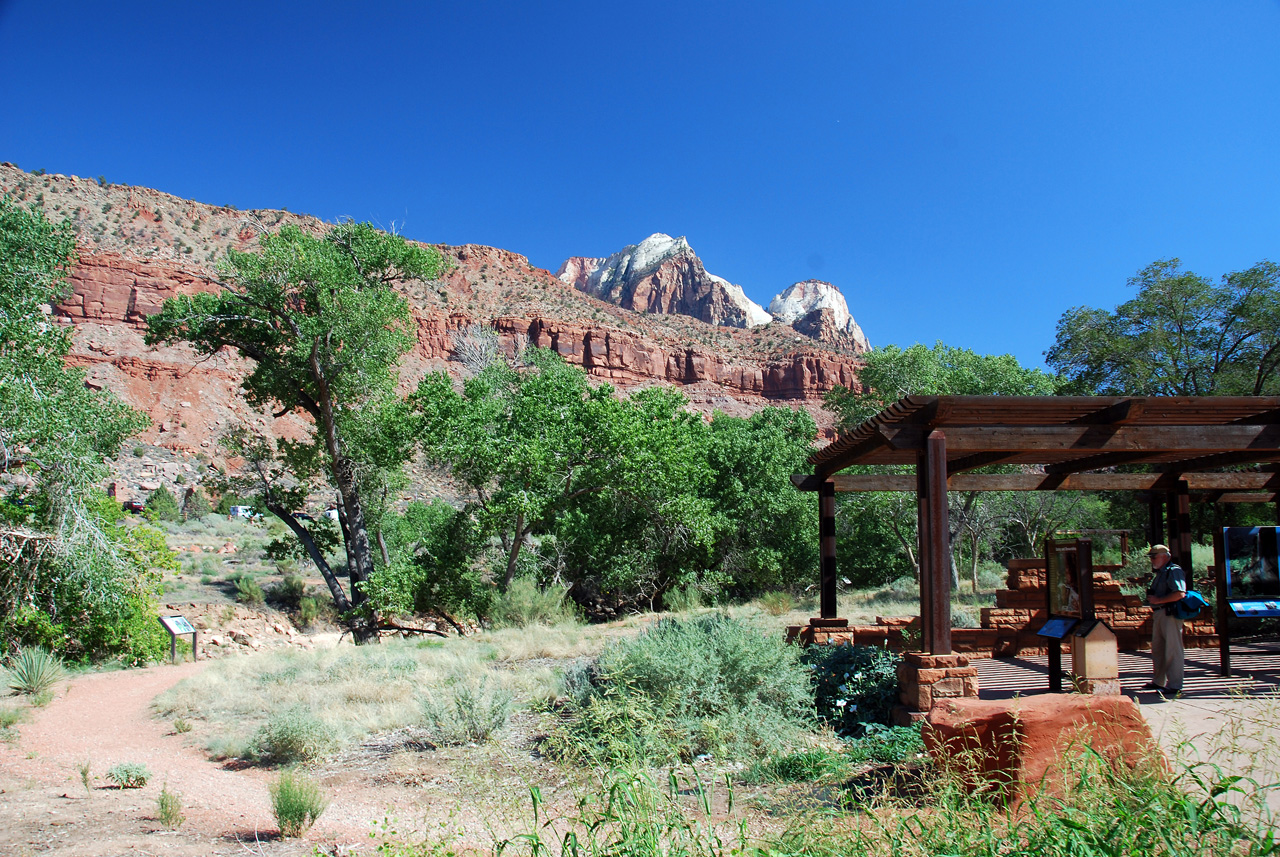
156, 783, 184, 828
951, 607, 979, 629
106, 762, 151, 789
182, 488, 211, 520
757, 591, 794, 616
270, 575, 306, 610
235, 575, 264, 606
297, 596, 320, 628
4, 646, 64, 696
0, 705, 25, 740
270, 769, 327, 837
547, 614, 813, 765
419, 674, 512, 744
662, 584, 702, 613
143, 485, 181, 523
173, 717, 192, 734
804, 643, 900, 737
250, 705, 335, 764
486, 578, 577, 628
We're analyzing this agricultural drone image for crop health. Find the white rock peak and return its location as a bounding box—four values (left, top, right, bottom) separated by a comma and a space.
768, 280, 870, 349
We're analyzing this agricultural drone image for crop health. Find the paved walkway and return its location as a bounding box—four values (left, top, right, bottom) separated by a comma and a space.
974, 641, 1280, 815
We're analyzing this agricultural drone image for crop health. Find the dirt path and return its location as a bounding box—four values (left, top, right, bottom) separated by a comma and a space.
0, 661, 354, 856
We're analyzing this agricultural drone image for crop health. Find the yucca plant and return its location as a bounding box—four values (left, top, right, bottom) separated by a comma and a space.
5, 646, 65, 697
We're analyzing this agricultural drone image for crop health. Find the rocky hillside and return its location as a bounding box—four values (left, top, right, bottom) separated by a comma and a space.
769, 280, 870, 352
0, 163, 868, 501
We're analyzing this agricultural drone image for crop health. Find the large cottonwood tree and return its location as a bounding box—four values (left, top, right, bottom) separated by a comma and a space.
146, 222, 446, 642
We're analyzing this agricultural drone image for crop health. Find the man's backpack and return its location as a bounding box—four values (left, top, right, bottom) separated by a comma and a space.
1172, 590, 1210, 621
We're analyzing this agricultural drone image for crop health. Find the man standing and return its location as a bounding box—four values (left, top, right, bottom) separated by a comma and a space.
1146, 544, 1187, 695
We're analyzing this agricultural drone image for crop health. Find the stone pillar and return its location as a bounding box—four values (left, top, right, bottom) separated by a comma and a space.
895, 651, 979, 724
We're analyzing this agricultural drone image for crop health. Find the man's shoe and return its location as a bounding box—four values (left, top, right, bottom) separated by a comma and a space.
1143, 683, 1165, 690
1158, 687, 1182, 698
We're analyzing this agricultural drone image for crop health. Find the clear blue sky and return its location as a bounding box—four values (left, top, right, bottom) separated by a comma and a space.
3, 2, 1278, 368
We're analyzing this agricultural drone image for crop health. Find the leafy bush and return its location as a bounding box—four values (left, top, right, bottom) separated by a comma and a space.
235, 575, 264, 606
106, 762, 151, 789
419, 675, 512, 744
745, 747, 850, 782
157, 783, 184, 828
4, 646, 64, 696
250, 705, 335, 764
757, 591, 794, 616
804, 643, 900, 737
548, 614, 813, 765
486, 578, 577, 628
270, 769, 327, 837
143, 485, 181, 523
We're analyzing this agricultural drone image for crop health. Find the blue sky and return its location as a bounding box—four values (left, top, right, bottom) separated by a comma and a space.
2, 2, 1278, 368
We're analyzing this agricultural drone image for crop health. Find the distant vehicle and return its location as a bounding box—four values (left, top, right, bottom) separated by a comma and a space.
323, 508, 340, 521
296, 512, 315, 522
122, 500, 145, 514
228, 505, 261, 520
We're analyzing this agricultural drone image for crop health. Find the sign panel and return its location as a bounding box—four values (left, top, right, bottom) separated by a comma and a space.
1036, 617, 1078, 639
1223, 527, 1280, 601
1046, 541, 1083, 617
160, 615, 196, 636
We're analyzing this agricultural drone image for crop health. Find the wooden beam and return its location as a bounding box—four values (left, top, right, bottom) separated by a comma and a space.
1160, 450, 1280, 472
1045, 451, 1165, 475
790, 474, 823, 491
927, 424, 1280, 452
1069, 397, 1146, 425
947, 451, 1023, 475
822, 471, 1280, 493
1175, 480, 1193, 574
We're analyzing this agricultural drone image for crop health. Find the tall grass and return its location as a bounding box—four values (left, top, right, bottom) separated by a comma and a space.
487, 578, 579, 628
154, 637, 553, 763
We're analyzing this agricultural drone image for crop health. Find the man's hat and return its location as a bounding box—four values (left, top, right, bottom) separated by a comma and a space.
1148, 544, 1171, 556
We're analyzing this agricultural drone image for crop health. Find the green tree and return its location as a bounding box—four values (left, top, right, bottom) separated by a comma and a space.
0, 198, 158, 660
144, 485, 181, 523
414, 348, 633, 590
1047, 258, 1280, 396
145, 222, 447, 642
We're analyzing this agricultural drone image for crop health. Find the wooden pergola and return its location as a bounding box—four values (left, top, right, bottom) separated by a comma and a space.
793, 396, 1280, 656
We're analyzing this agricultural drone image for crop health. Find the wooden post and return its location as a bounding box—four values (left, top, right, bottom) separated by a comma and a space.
1148, 496, 1163, 548
819, 480, 837, 619
924, 430, 952, 655
1165, 491, 1179, 555
1214, 524, 1230, 676
1176, 479, 1193, 579
916, 451, 933, 652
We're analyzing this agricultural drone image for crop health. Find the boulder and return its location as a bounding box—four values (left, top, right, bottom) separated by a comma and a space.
923, 695, 1156, 801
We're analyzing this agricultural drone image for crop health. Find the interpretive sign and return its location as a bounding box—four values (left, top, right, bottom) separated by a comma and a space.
157, 614, 198, 663
1035, 616, 1079, 640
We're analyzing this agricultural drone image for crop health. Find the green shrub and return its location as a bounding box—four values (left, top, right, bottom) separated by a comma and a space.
183, 488, 211, 520
0, 705, 25, 741
842, 723, 925, 766
757, 591, 794, 616
270, 769, 327, 837
173, 717, 192, 734
297, 596, 320, 628
106, 762, 151, 789
235, 576, 264, 606
548, 614, 813, 765
4, 646, 64, 696
270, 575, 306, 609
143, 485, 181, 523
420, 675, 512, 745
662, 584, 702, 613
803, 643, 900, 737
250, 705, 334, 764
156, 783, 184, 828
486, 578, 577, 628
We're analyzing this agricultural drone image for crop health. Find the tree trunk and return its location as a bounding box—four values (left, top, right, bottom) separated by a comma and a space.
503, 512, 525, 590
970, 533, 980, 593
265, 501, 352, 615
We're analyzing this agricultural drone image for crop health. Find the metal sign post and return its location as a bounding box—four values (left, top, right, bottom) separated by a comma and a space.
158, 615, 198, 664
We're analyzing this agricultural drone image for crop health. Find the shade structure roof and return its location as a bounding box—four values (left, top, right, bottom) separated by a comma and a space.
808, 395, 1280, 481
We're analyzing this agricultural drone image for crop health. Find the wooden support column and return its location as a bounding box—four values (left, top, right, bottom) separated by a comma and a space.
921, 430, 953, 655
819, 480, 837, 619
1175, 479, 1193, 577
1214, 517, 1230, 676
916, 451, 933, 651
1166, 491, 1180, 558
1148, 496, 1164, 548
